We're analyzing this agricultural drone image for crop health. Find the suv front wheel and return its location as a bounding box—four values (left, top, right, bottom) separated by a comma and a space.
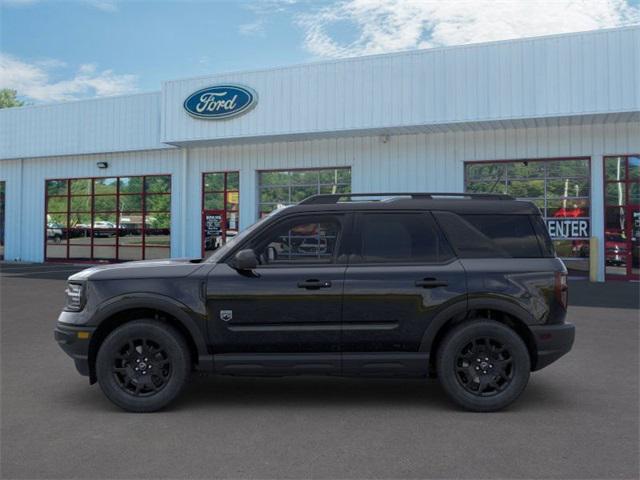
96, 320, 191, 412
437, 320, 530, 412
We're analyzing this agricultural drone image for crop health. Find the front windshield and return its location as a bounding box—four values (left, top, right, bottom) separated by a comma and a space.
205, 207, 289, 263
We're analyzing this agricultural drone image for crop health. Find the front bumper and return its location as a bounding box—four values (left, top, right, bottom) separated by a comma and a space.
54, 322, 95, 377
530, 322, 575, 371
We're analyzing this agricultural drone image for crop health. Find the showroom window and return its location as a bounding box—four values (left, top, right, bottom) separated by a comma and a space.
202, 171, 239, 256
465, 158, 591, 274
45, 175, 171, 262
258, 168, 351, 217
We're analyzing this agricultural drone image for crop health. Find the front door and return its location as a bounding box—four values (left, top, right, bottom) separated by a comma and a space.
341, 211, 467, 374
206, 213, 348, 360
202, 171, 239, 258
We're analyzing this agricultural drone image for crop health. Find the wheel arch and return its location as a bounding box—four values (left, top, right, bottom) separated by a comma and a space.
87, 295, 210, 384
420, 297, 539, 374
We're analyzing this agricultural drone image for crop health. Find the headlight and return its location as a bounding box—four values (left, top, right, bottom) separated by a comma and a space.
65, 283, 85, 311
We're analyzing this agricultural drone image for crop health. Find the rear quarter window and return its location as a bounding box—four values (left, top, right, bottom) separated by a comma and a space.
434, 212, 545, 258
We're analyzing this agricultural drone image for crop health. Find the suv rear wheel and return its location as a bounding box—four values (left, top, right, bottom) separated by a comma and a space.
96, 320, 191, 412
437, 319, 530, 412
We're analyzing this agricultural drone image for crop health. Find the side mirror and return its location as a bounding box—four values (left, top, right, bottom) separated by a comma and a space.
233, 249, 258, 271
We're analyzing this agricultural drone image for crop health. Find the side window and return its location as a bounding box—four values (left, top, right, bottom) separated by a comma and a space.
253, 216, 342, 265
461, 215, 543, 258
530, 215, 556, 257
434, 212, 543, 258
356, 212, 454, 263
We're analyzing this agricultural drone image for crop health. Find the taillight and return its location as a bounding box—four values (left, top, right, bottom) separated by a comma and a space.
555, 272, 568, 310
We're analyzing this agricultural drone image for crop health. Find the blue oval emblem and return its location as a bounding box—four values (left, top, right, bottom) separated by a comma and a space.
183, 85, 257, 120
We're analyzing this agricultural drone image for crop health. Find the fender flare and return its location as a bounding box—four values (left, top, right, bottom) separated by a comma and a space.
418, 295, 536, 353
90, 293, 210, 362
418, 298, 468, 353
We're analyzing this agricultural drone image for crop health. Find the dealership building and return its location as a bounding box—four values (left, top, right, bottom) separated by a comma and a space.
0, 26, 638, 281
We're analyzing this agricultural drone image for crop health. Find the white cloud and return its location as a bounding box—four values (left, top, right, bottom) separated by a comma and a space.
297, 0, 640, 58
245, 0, 298, 14
82, 0, 118, 12
0, 53, 138, 102
239, 19, 266, 36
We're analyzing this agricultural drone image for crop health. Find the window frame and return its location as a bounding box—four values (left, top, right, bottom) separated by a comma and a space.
201, 171, 240, 257
463, 157, 591, 271
349, 210, 457, 266
44, 174, 172, 263
464, 157, 592, 229
257, 167, 352, 217
603, 154, 640, 280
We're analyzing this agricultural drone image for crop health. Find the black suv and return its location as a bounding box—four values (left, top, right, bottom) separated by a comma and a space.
55, 193, 575, 412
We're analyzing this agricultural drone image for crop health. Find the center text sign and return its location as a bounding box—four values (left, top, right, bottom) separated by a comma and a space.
546, 219, 590, 239
184, 85, 257, 120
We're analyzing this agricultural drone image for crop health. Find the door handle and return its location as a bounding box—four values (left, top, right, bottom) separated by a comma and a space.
297, 279, 332, 290
415, 278, 448, 288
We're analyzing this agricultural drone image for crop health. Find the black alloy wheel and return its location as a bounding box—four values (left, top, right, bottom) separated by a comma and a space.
112, 338, 172, 397
454, 337, 513, 397
96, 320, 190, 412
437, 319, 530, 412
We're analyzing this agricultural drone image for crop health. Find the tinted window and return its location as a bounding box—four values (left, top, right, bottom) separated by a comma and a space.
356, 213, 454, 263
530, 215, 555, 257
435, 212, 542, 258
254, 216, 342, 265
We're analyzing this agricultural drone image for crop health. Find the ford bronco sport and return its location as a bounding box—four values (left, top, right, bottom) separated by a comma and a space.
55, 193, 575, 412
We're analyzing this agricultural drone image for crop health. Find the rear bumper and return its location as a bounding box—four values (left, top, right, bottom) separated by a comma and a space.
530, 322, 575, 371
54, 323, 95, 377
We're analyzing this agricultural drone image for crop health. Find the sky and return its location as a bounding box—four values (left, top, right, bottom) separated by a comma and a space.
1, 0, 639, 104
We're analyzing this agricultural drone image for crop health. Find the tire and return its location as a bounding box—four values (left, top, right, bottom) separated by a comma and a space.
96, 319, 191, 412
436, 319, 530, 412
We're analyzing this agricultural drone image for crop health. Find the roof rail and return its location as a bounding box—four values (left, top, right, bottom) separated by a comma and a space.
299, 192, 514, 205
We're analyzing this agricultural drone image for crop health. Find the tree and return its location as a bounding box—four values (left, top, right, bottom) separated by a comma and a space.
0, 89, 24, 109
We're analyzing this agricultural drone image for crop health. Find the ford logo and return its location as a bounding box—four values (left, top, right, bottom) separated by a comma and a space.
183, 84, 257, 120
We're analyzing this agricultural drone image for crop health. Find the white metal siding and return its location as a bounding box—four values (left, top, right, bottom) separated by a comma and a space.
162, 27, 640, 145
0, 92, 168, 160
1, 120, 637, 281
179, 121, 639, 266
0, 149, 182, 262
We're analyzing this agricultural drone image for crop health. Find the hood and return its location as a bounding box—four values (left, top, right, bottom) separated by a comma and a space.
68, 258, 209, 281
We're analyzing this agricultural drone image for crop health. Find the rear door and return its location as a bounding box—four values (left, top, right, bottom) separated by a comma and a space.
341, 211, 467, 374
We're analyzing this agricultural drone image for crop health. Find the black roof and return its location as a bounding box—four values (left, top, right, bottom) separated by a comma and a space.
283, 193, 540, 215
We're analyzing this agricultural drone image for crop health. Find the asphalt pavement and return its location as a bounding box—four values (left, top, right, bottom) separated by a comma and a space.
1, 263, 638, 479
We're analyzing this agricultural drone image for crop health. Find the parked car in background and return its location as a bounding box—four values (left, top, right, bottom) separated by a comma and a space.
46, 223, 64, 243
93, 221, 116, 237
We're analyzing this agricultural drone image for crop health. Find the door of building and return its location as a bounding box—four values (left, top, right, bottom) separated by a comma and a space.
202, 172, 239, 258
604, 156, 639, 280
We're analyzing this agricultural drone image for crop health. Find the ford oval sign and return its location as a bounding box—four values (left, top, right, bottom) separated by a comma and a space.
183, 85, 257, 120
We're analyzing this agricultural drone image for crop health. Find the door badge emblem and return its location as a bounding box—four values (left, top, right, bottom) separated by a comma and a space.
220, 310, 233, 322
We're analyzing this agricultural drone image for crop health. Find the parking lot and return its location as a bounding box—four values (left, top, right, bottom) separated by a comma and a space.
1, 262, 638, 479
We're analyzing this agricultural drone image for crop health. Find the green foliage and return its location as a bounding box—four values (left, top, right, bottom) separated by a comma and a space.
0, 89, 24, 109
